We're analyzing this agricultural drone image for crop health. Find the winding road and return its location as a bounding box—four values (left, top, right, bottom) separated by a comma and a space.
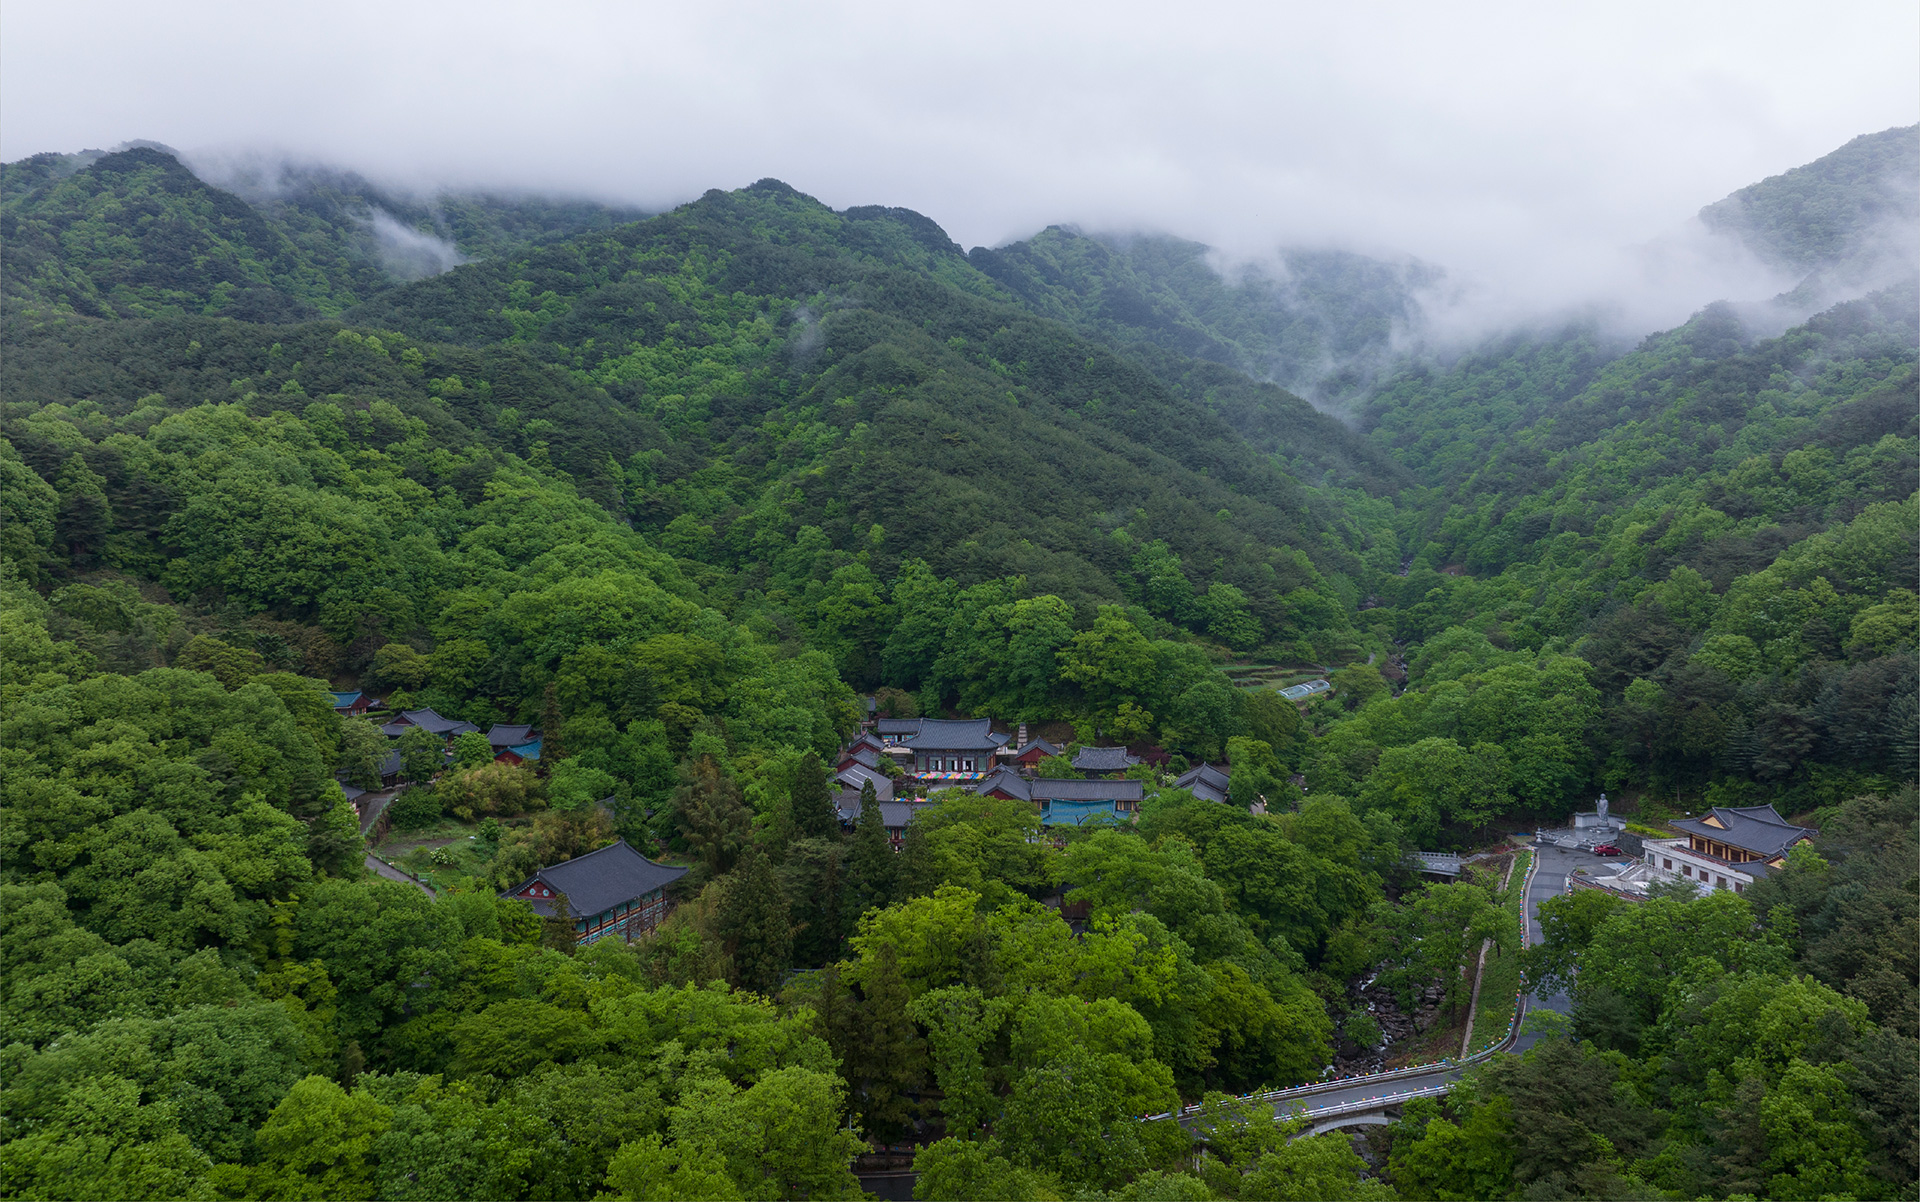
1172, 844, 1584, 1131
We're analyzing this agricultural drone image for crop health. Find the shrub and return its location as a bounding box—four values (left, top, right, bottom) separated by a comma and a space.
387, 787, 444, 831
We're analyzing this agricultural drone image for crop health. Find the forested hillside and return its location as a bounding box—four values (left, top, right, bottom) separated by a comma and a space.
1, 131, 1915, 1201
966, 228, 1421, 489
1699, 123, 1920, 295
0, 146, 649, 322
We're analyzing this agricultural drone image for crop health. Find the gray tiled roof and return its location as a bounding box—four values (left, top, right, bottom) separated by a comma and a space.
1012, 738, 1061, 759
902, 718, 1002, 751
834, 796, 925, 829
1173, 763, 1231, 804
834, 763, 894, 802
1033, 778, 1144, 803
840, 746, 883, 771
487, 723, 535, 748
1073, 746, 1142, 771
400, 708, 480, 737
876, 718, 923, 736
973, 769, 1142, 804
975, 767, 1032, 801
1672, 805, 1815, 859
507, 840, 687, 919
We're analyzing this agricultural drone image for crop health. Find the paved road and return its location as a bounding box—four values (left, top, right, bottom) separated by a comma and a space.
356, 787, 401, 835
1510, 843, 1581, 1053
1188, 843, 1589, 1127
365, 853, 434, 896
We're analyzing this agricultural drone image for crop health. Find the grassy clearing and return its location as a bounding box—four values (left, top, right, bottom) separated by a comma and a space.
1469, 848, 1533, 1054
375, 817, 500, 894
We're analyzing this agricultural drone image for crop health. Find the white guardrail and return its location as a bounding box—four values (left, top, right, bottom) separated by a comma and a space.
1155, 849, 1540, 1126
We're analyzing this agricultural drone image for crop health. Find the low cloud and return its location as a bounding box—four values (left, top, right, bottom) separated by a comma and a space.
366, 209, 466, 281
3, 1, 1914, 351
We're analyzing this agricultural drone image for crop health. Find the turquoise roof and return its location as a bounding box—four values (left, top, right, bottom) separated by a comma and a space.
1038, 797, 1126, 826
507, 739, 542, 761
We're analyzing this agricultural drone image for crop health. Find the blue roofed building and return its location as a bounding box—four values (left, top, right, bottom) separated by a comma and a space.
973, 767, 1144, 825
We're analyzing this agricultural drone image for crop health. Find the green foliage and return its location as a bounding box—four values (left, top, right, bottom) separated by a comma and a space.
449, 730, 491, 769
1, 132, 1914, 1202
1374, 881, 1518, 1018
1698, 124, 1920, 277
716, 847, 792, 996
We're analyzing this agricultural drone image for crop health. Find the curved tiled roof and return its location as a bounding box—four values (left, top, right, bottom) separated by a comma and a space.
834, 762, 894, 801
1173, 763, 1231, 804
971, 769, 1143, 804
399, 708, 481, 737
903, 718, 1002, 750
1012, 738, 1061, 759
507, 840, 687, 919
1671, 805, 1815, 859
1073, 746, 1142, 771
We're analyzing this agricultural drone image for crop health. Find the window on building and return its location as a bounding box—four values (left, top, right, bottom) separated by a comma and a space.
1734, 883, 1743, 893
1717, 876, 1728, 888
1663, 858, 1672, 870
1682, 866, 1692, 877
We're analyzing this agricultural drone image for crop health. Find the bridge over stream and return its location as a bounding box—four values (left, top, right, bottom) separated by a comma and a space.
1165, 844, 1584, 1139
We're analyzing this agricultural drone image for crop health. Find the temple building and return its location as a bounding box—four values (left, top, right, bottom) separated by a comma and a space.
1642, 804, 1817, 894
1072, 745, 1143, 777
380, 707, 481, 740
1172, 762, 1231, 805
503, 840, 687, 944
972, 767, 1145, 825
877, 717, 1009, 783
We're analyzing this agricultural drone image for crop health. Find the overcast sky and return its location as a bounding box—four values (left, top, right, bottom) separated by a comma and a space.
3, 1, 1915, 331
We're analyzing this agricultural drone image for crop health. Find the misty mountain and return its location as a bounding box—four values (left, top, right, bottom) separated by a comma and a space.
970, 229, 1437, 409
1357, 126, 1920, 502
0, 178, 1398, 656
337, 178, 1389, 607
344, 180, 1406, 497
1, 147, 343, 321
202, 157, 653, 279
1699, 123, 1920, 304
0, 145, 652, 322
2, 127, 1913, 1202
1391, 282, 1917, 578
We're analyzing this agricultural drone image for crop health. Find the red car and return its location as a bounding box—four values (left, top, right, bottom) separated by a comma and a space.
1592, 844, 1622, 857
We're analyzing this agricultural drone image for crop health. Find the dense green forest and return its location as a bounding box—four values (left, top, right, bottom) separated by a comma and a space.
1, 129, 1914, 1201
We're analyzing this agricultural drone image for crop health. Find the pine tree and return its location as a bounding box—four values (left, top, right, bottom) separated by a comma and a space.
814, 961, 856, 1065
541, 890, 580, 955
784, 836, 847, 968
897, 810, 933, 902
845, 942, 928, 1143
718, 845, 792, 996
675, 755, 749, 880
791, 756, 840, 841
842, 780, 897, 931
540, 682, 566, 769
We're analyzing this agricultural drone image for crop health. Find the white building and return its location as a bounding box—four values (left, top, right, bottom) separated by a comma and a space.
1641, 803, 1816, 895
